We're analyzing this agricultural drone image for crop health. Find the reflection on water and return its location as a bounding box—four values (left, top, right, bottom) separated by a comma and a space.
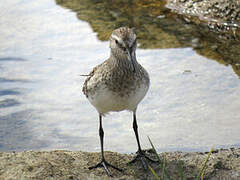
56, 0, 240, 78
0, 89, 21, 96
0, 0, 240, 153
0, 99, 20, 108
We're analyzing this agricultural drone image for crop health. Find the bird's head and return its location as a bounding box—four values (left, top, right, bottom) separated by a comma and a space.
109, 27, 137, 72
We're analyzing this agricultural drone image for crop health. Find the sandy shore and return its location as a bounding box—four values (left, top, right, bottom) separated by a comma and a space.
0, 148, 239, 179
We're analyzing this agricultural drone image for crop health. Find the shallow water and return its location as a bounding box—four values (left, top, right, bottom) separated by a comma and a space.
0, 0, 240, 153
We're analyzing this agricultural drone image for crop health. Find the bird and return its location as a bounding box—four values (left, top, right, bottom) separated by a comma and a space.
82, 27, 154, 176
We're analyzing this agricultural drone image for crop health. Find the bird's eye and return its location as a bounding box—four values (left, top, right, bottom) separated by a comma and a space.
115, 40, 119, 44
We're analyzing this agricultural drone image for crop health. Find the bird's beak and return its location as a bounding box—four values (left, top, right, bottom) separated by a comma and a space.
127, 49, 136, 73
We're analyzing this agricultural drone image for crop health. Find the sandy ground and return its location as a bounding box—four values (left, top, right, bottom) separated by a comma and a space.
0, 148, 239, 179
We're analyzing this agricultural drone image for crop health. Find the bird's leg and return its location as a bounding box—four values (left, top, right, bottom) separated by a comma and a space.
89, 114, 122, 176
128, 112, 157, 169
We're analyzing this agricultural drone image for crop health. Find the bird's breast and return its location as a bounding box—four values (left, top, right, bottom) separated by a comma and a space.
84, 63, 150, 114
86, 75, 149, 114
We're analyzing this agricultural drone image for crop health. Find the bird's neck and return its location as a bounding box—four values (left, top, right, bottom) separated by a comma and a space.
109, 50, 137, 68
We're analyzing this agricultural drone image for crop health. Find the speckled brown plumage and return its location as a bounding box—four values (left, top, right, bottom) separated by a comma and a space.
83, 59, 148, 97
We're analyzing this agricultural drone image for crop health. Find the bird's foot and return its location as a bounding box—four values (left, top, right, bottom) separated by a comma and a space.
128, 150, 157, 169
89, 158, 123, 177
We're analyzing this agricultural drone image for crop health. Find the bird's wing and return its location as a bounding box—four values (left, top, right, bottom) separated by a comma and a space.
82, 61, 106, 97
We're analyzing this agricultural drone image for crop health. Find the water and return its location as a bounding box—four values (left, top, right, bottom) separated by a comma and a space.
0, 0, 240, 153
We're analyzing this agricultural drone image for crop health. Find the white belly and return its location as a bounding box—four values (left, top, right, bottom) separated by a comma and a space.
88, 83, 149, 114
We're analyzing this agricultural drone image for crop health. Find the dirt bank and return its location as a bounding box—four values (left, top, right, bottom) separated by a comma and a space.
0, 148, 239, 179
167, 0, 240, 24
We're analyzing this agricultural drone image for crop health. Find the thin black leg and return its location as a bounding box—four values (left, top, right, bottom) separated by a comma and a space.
133, 113, 142, 152
128, 112, 157, 169
99, 114, 104, 160
89, 114, 122, 176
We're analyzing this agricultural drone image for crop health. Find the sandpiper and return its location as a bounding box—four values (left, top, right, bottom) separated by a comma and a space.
82, 27, 153, 176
